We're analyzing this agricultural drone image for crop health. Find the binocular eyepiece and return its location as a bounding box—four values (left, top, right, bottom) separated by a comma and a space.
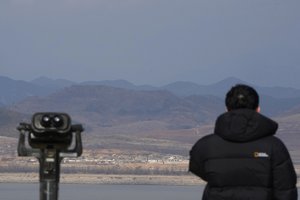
29, 113, 72, 149
18, 112, 82, 150
40, 114, 64, 129
31, 113, 71, 136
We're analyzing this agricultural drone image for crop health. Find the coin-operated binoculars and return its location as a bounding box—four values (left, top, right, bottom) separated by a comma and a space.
17, 112, 83, 200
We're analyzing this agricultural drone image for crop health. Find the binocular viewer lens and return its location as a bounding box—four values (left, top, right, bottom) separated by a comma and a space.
31, 113, 71, 135
29, 112, 73, 149
41, 115, 51, 127
41, 114, 64, 128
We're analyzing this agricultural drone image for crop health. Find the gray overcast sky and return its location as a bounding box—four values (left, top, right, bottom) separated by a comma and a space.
0, 0, 299, 88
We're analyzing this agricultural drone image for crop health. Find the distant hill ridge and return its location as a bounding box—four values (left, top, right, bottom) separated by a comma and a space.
5, 82, 300, 133
1, 76, 300, 156
1, 76, 300, 107
9, 85, 224, 129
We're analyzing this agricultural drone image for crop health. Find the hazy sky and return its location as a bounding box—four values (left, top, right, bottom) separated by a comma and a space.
0, 0, 299, 88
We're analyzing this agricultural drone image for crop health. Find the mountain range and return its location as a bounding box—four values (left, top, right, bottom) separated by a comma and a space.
1, 75, 300, 117
0, 76, 300, 157
2, 75, 300, 105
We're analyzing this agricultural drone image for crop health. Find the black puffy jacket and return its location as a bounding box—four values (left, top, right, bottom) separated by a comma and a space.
189, 109, 298, 200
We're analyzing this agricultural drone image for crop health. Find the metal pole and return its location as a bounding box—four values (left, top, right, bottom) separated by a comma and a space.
38, 149, 61, 200
40, 180, 59, 200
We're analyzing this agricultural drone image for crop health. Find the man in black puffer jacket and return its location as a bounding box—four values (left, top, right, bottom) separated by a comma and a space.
189, 84, 298, 200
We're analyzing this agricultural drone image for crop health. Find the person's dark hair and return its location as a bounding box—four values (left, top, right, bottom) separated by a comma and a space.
225, 84, 259, 111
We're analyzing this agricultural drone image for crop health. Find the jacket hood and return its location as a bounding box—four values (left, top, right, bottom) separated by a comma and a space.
214, 109, 278, 142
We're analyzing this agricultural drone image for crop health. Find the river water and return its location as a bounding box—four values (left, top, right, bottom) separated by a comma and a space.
0, 183, 204, 200
1, 183, 299, 200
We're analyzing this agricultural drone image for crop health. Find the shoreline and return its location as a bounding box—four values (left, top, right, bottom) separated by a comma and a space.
1, 173, 298, 188
0, 173, 204, 186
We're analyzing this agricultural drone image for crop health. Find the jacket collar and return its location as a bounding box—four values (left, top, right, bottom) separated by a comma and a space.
214, 109, 278, 142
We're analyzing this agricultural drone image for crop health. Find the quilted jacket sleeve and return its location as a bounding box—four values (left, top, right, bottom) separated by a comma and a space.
272, 137, 298, 200
189, 138, 208, 181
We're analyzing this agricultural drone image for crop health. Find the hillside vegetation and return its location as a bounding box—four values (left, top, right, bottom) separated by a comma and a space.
0, 77, 299, 159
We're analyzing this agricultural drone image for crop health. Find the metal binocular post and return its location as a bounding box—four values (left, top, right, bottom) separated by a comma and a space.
17, 113, 83, 200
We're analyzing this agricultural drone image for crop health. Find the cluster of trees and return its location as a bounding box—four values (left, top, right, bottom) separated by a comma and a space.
0, 165, 38, 173
62, 165, 188, 175
0, 164, 188, 176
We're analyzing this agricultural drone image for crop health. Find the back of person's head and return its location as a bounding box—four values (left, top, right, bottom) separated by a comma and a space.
225, 84, 259, 111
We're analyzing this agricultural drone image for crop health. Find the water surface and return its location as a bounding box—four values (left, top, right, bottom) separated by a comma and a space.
0, 183, 203, 200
